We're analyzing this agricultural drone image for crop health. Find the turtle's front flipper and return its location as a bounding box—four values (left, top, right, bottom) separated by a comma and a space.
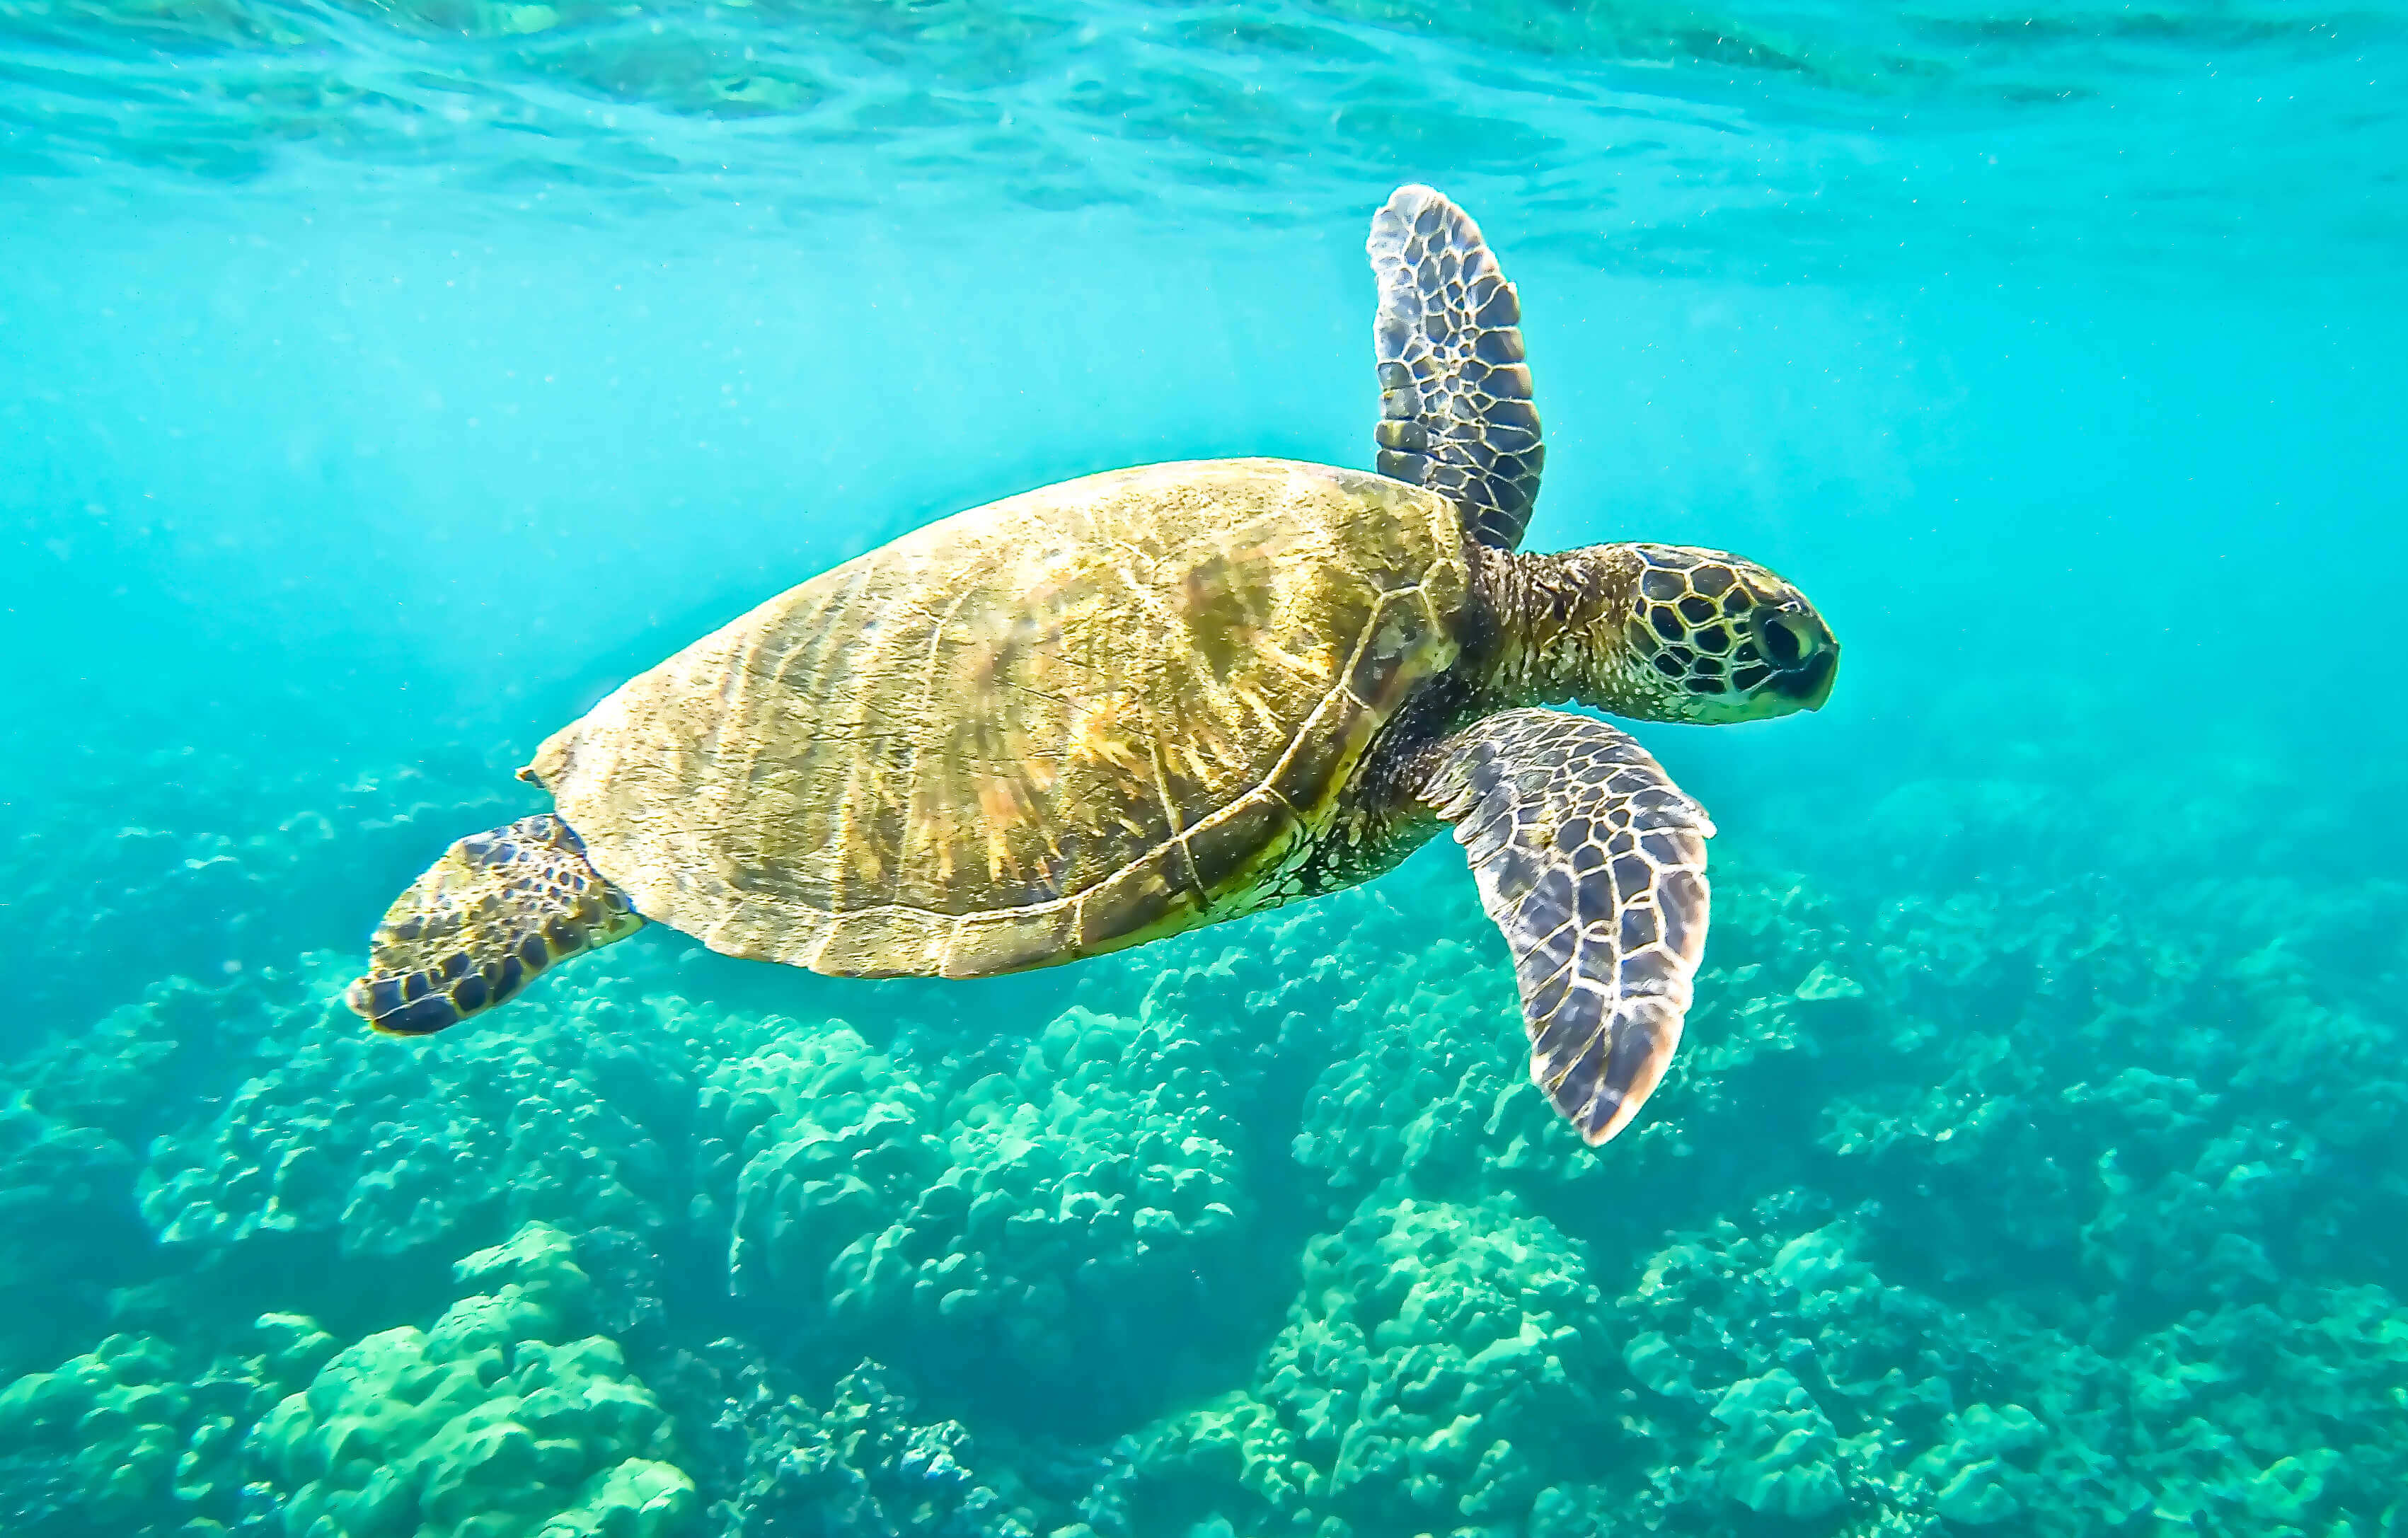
1367, 185, 1545, 550
1417, 710, 1715, 1146
345, 814, 644, 1036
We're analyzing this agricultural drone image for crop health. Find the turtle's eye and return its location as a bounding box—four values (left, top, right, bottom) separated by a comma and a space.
1608, 544, 1836, 720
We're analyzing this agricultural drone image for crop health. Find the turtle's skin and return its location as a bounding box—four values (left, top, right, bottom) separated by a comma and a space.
347, 187, 1838, 1146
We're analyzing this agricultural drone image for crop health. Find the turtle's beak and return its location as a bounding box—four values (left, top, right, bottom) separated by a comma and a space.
1773, 646, 1838, 710
1758, 609, 1838, 712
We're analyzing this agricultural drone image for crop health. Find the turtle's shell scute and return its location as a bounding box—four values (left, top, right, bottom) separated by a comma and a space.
529, 458, 1469, 977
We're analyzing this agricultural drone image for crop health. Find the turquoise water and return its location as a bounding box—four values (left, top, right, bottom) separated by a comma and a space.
4, 0, 2406, 1533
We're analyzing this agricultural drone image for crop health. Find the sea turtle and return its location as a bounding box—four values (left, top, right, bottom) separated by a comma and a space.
347, 185, 1838, 1145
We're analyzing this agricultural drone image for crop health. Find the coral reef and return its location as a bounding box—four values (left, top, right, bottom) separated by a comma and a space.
0, 1222, 698, 1538
713, 1358, 1049, 1538
711, 1006, 1248, 1426
255, 1221, 696, 1538
0, 1314, 338, 1535
1288, 866, 1868, 1238
0, 1102, 144, 1377
0, 964, 329, 1377
1598, 1198, 2408, 1535
1129, 1196, 1607, 1536
139, 964, 693, 1268
1, 750, 518, 1037
6, 746, 2406, 1538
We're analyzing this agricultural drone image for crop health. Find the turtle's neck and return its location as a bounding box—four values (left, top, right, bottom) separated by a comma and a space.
1463, 540, 1649, 715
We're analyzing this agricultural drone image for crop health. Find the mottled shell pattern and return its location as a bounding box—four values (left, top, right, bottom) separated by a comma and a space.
530, 458, 1470, 978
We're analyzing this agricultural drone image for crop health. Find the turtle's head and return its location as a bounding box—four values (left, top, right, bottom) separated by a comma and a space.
1507, 542, 1839, 724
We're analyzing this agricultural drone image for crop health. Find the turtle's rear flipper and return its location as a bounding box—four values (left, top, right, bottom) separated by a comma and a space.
345, 814, 645, 1036
1417, 710, 1715, 1147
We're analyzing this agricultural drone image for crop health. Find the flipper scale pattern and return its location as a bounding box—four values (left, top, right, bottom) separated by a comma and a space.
1419, 710, 1715, 1145
1367, 185, 1547, 550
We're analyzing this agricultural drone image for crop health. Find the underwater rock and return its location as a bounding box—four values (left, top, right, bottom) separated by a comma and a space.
139, 959, 694, 1273
1129, 1196, 1606, 1535
253, 1220, 697, 1538
0, 1315, 336, 1535
0, 964, 326, 1377
1705, 1368, 1846, 1519
9, 738, 2408, 1538
1291, 865, 1867, 1243
715, 1358, 1042, 1538
715, 1007, 1245, 1424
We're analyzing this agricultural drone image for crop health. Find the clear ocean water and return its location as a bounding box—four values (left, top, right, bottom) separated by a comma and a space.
3, 1, 2404, 1534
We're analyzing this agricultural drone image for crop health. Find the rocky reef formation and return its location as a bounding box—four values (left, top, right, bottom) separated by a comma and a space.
256, 1222, 695, 1538
1129, 1196, 1608, 1535
4, 744, 2402, 1537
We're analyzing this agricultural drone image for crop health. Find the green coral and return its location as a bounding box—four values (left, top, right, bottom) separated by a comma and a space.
717, 1358, 1048, 1538
1290, 932, 1580, 1210
0, 964, 326, 1375
0, 1102, 146, 1379
10, 733, 2408, 1538
1132, 1196, 1604, 1535
1073, 891, 1398, 1143
139, 964, 693, 1265
0, 1314, 337, 1534
1908, 1402, 2043, 1525
0, 1222, 698, 1538
1290, 864, 1872, 1254
1706, 1369, 1847, 1519
1, 1333, 202, 1527
706, 1019, 944, 1303
255, 1220, 696, 1538
715, 1007, 1244, 1416
1600, 1200, 2408, 1536
0, 963, 340, 1372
